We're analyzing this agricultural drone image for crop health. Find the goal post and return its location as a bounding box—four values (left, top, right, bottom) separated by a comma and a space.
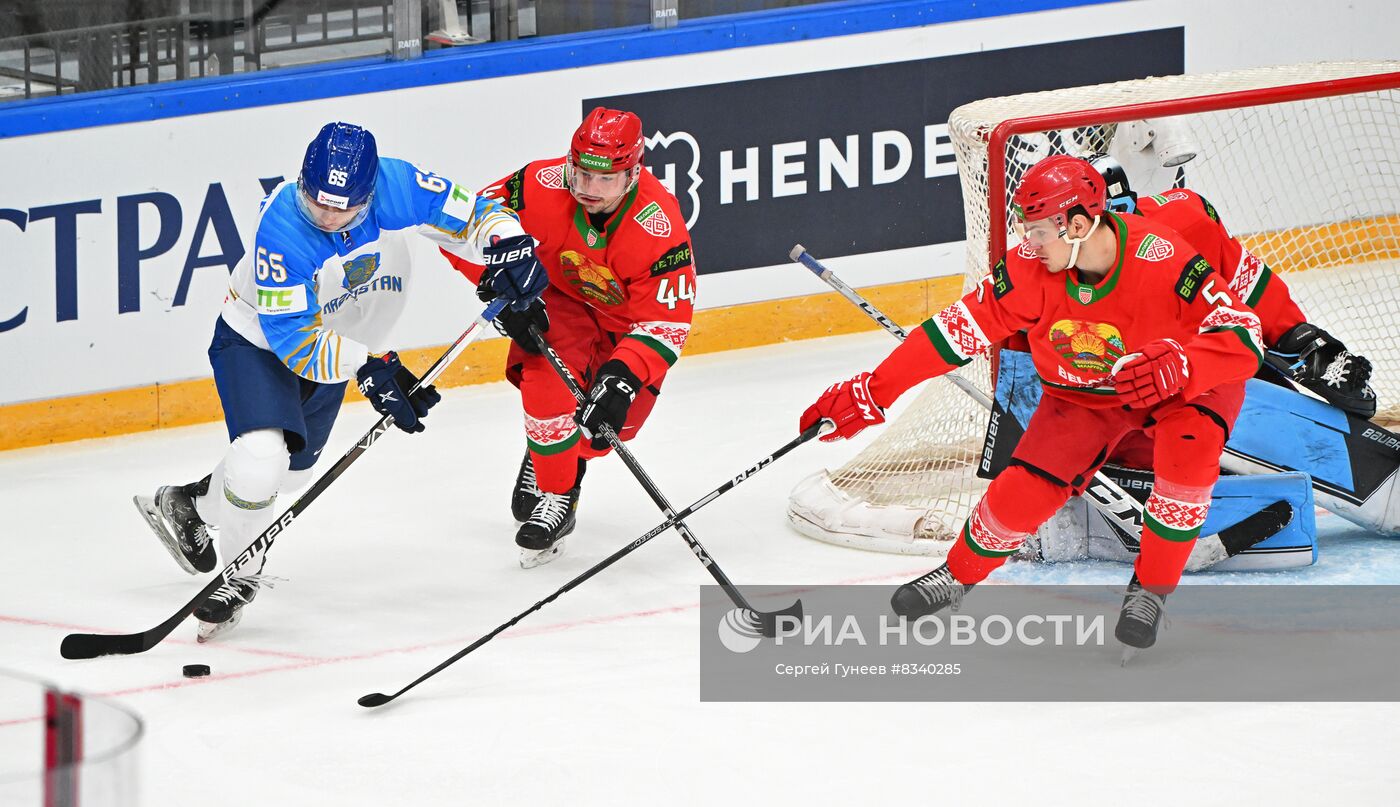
789, 61, 1400, 556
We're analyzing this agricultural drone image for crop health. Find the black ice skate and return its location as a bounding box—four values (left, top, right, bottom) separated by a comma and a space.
1271, 323, 1377, 418
890, 564, 973, 619
194, 572, 273, 643
516, 461, 585, 569
512, 452, 542, 522
133, 476, 216, 574
1116, 575, 1166, 664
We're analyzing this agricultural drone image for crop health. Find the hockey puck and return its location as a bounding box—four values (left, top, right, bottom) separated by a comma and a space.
182, 664, 211, 678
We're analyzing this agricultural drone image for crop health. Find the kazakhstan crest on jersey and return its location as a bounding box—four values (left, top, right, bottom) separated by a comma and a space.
1048, 319, 1126, 375
342, 252, 381, 289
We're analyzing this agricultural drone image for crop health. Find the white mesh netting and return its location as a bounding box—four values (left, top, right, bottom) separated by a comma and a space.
789, 61, 1400, 555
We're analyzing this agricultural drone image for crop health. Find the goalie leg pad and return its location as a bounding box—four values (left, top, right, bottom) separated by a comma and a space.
1203, 473, 1317, 571
1225, 379, 1400, 536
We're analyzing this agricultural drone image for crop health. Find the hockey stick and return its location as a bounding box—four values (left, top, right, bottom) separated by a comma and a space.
59, 299, 510, 660
526, 324, 803, 637
788, 244, 1147, 542
359, 421, 824, 708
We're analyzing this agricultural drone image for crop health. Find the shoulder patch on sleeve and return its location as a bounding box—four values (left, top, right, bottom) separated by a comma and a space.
633, 201, 672, 238
990, 257, 1014, 299
439, 182, 480, 229
534, 163, 566, 190
1135, 233, 1176, 262
254, 283, 309, 315
650, 241, 693, 276
1175, 254, 1214, 302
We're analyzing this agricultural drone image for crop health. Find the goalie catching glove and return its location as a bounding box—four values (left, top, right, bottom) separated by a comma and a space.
356, 352, 441, 433
1113, 339, 1189, 409
800, 372, 885, 442
576, 360, 641, 450
1272, 323, 1376, 418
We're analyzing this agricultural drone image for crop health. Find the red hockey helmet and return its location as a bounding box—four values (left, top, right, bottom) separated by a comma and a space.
1011, 155, 1106, 223
570, 107, 644, 173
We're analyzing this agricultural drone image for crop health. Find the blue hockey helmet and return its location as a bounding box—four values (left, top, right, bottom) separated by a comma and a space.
297, 122, 378, 232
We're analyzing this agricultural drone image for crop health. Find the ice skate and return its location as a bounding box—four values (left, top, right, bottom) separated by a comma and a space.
516, 489, 579, 568
194, 573, 273, 642
511, 452, 542, 522
890, 564, 973, 619
516, 461, 585, 568
1116, 576, 1166, 664
133, 476, 216, 574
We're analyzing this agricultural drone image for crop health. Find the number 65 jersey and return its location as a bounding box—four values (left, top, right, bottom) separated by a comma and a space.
221, 157, 525, 384
448, 158, 697, 388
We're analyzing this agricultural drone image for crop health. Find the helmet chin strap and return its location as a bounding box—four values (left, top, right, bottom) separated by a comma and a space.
1061, 214, 1102, 269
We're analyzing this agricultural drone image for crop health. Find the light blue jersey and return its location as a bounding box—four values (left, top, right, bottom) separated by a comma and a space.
221, 157, 522, 382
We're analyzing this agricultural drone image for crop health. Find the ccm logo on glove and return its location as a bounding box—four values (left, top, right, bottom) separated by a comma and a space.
800, 372, 886, 442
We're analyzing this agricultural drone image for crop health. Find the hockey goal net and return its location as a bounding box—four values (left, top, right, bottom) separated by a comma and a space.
788, 60, 1400, 556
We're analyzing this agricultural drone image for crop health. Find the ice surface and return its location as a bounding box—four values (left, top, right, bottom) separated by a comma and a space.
2, 331, 1398, 805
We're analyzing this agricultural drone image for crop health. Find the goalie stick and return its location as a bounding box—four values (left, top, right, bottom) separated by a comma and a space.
527, 324, 803, 637
359, 422, 825, 708
787, 244, 1148, 542
59, 299, 511, 660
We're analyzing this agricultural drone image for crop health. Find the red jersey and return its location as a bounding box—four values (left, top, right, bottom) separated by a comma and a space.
1137, 189, 1305, 344
446, 159, 696, 386
870, 212, 1264, 410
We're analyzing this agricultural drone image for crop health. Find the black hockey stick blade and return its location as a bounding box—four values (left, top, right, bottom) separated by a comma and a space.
1219, 500, 1294, 557
357, 692, 392, 708
60, 575, 224, 659
752, 597, 804, 638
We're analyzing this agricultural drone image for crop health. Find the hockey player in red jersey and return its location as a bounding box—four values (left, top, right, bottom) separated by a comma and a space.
799, 155, 1265, 651
1092, 154, 1375, 417
444, 108, 696, 566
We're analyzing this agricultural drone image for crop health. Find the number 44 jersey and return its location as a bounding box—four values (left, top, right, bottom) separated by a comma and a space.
446, 158, 697, 388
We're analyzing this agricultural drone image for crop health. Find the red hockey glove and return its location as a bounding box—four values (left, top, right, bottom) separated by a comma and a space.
1112, 339, 1189, 409
800, 372, 885, 442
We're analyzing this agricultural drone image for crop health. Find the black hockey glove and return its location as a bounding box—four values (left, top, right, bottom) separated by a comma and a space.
480, 234, 548, 310
356, 352, 440, 434
492, 298, 550, 355
576, 360, 642, 450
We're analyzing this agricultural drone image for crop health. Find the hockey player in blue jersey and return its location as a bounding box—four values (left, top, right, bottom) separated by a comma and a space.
133, 122, 547, 641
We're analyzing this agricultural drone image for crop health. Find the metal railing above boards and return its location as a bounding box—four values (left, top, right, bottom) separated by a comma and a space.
0, 0, 837, 103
